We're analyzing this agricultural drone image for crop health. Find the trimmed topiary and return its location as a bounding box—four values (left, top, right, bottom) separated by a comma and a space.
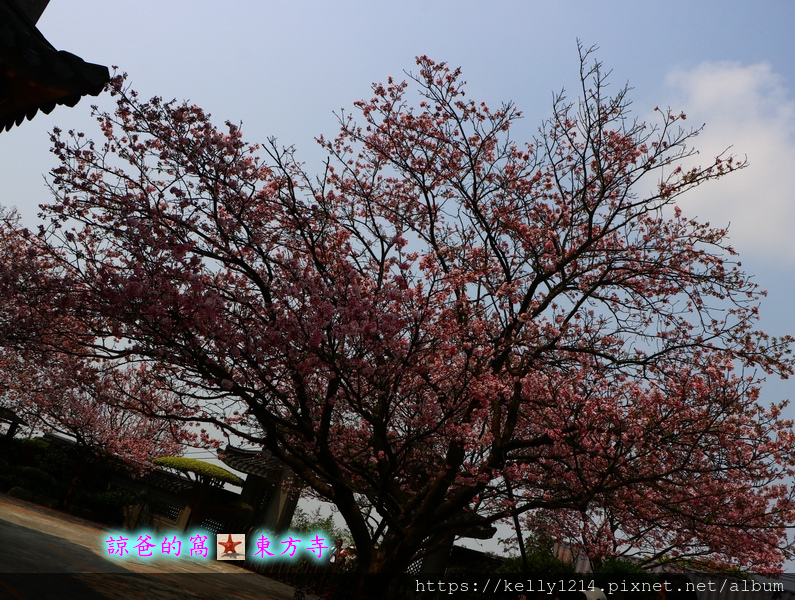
152, 456, 244, 486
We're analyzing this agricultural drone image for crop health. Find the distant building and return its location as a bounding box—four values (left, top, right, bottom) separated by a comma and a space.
0, 407, 26, 438
119, 446, 300, 536
219, 445, 301, 534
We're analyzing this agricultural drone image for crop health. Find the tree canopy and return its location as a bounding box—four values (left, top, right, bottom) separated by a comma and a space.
0, 209, 186, 466
6, 46, 793, 595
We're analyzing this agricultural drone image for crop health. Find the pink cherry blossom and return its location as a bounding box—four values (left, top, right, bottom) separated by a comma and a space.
7, 46, 793, 597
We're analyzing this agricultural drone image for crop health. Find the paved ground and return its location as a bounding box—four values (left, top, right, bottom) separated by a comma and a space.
0, 493, 314, 600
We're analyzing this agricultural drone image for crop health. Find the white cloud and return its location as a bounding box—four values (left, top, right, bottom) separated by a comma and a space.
664, 62, 795, 263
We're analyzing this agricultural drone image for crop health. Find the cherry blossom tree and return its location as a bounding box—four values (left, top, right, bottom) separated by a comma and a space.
0, 208, 73, 350
0, 209, 186, 466
39, 46, 795, 594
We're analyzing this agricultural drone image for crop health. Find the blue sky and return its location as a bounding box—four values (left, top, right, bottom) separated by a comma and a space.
7, 1, 793, 263
2, 0, 795, 557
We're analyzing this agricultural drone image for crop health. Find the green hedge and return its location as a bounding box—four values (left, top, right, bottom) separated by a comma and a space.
152, 456, 244, 486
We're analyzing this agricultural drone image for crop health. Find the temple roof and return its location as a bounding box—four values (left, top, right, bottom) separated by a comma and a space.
0, 0, 109, 131
143, 467, 194, 495
219, 445, 285, 481
0, 406, 26, 425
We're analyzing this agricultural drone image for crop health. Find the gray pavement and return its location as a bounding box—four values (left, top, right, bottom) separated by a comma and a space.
0, 493, 315, 599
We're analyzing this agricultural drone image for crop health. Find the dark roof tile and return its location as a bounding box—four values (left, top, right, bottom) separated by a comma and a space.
0, 0, 109, 132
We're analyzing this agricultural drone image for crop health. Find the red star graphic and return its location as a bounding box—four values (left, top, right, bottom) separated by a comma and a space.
218, 534, 242, 554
